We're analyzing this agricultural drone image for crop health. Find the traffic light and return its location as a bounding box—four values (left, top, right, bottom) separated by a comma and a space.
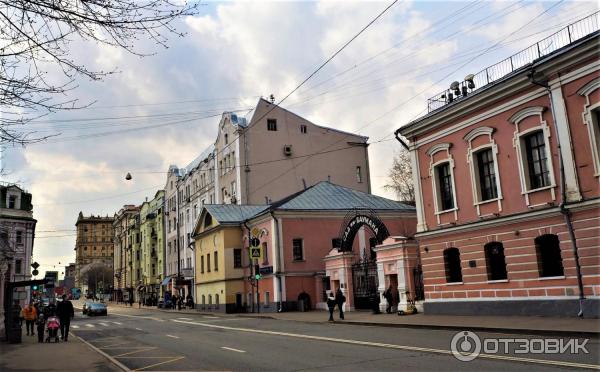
254, 264, 261, 280
32, 285, 38, 291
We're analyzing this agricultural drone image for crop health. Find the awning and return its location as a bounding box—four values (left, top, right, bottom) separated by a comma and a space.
161, 276, 173, 286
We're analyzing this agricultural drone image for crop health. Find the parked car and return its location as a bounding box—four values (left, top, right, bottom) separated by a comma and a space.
87, 302, 108, 316
82, 301, 94, 315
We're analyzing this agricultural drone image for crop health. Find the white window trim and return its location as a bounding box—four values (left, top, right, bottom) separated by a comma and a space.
427, 143, 458, 224
509, 106, 556, 206
292, 238, 304, 261
577, 78, 600, 177
464, 126, 504, 216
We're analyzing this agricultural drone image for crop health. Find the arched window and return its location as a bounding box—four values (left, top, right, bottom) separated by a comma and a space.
215, 294, 220, 307
485, 242, 507, 281
443, 248, 462, 283
202, 295, 205, 305
535, 234, 564, 277
208, 294, 212, 305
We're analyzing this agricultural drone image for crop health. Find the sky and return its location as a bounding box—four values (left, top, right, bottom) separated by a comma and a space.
1, 0, 597, 278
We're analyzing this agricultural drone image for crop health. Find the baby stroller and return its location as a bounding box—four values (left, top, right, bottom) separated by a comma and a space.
46, 315, 60, 343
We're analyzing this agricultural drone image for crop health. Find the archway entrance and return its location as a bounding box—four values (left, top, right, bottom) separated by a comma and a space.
338, 210, 390, 309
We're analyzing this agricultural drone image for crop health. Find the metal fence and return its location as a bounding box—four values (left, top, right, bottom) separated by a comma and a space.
427, 12, 600, 113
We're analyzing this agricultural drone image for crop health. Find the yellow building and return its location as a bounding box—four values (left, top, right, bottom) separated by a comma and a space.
193, 205, 267, 312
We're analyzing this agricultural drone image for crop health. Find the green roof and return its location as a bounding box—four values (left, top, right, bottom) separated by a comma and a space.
203, 205, 269, 224
271, 181, 415, 211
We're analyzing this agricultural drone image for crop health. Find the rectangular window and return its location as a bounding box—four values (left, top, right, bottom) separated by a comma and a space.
234, 249, 242, 268
476, 149, 498, 201
525, 131, 550, 189
231, 181, 237, 197
262, 242, 268, 265
300, 125, 307, 134
356, 166, 362, 183
15, 259, 21, 274
214, 251, 218, 271
292, 239, 304, 261
8, 195, 16, 209
436, 162, 455, 211
265, 291, 270, 306
16, 231, 22, 244
200, 256, 204, 273
207, 254, 211, 272
267, 119, 277, 131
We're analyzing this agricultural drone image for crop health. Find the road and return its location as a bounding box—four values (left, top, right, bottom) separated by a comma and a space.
70, 305, 599, 371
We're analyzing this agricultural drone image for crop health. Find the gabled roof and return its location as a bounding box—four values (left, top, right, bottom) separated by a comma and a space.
203, 204, 269, 224
270, 181, 415, 212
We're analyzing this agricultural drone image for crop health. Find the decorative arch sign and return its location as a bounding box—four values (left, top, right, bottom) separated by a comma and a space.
339, 213, 390, 252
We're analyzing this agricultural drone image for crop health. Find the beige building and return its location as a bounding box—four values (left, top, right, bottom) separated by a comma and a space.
113, 205, 140, 302
74, 212, 115, 290
164, 98, 371, 296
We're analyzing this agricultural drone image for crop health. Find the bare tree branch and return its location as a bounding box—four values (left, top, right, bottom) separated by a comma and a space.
384, 149, 415, 204
0, 0, 200, 146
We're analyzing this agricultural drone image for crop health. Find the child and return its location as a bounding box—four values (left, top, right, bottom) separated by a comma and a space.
36, 314, 46, 343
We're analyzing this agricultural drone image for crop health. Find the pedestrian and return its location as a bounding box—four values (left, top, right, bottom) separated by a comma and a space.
335, 288, 346, 320
56, 295, 74, 341
44, 299, 57, 317
138, 297, 142, 309
177, 295, 183, 311
129, 295, 134, 307
384, 286, 393, 314
22, 300, 37, 336
326, 292, 336, 321
172, 294, 178, 310
36, 314, 46, 343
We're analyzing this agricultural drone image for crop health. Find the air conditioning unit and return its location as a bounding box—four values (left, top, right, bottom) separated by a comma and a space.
283, 145, 292, 156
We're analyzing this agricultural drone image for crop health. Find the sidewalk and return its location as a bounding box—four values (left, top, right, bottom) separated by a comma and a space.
0, 329, 122, 371
103, 301, 599, 337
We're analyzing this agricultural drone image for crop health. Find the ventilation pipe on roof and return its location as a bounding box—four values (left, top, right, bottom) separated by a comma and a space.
529, 68, 585, 318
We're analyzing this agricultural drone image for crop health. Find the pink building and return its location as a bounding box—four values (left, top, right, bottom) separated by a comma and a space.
244, 181, 417, 312
397, 17, 599, 317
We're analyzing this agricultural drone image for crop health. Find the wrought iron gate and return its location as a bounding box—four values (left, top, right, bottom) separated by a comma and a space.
352, 259, 379, 309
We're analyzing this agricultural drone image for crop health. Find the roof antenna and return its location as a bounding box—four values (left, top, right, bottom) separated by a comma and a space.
302, 178, 307, 190
269, 94, 275, 103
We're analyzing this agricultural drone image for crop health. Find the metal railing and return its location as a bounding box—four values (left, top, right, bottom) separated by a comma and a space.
427, 12, 599, 113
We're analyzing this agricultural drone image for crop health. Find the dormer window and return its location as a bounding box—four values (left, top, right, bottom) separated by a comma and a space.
8, 195, 16, 209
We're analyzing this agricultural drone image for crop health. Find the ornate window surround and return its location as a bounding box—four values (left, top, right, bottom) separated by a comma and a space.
508, 106, 556, 207
427, 143, 458, 224
577, 77, 600, 177
463, 126, 503, 216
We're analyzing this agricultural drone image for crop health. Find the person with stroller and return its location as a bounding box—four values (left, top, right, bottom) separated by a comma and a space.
56, 295, 74, 341
46, 314, 60, 343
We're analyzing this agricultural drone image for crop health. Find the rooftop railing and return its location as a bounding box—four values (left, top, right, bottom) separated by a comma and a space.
426, 12, 599, 113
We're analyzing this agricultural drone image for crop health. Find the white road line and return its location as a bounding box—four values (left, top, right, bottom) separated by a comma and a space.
203, 316, 219, 319
112, 321, 123, 325
71, 325, 80, 329
170, 319, 600, 370
221, 346, 246, 353
177, 317, 193, 320
99, 322, 109, 327
85, 324, 95, 328
165, 334, 180, 339
135, 328, 142, 331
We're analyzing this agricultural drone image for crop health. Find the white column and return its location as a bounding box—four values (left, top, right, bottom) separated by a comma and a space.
410, 147, 428, 232
396, 258, 407, 311
377, 262, 386, 312
550, 85, 582, 202
358, 226, 366, 259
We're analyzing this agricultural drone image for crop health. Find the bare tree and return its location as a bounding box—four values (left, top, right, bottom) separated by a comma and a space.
0, 0, 200, 145
384, 149, 415, 204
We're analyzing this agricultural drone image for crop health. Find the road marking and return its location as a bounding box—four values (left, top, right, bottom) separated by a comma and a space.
73, 334, 131, 372
165, 334, 180, 339
177, 317, 193, 320
203, 316, 219, 319
171, 319, 600, 370
134, 356, 185, 371
99, 342, 132, 349
72, 325, 80, 329
99, 322, 109, 327
135, 328, 142, 331
112, 347, 157, 358
221, 346, 246, 353
112, 321, 123, 325
85, 324, 95, 328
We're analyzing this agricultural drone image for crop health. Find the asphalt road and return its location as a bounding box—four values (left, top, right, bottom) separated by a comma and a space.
70, 305, 599, 371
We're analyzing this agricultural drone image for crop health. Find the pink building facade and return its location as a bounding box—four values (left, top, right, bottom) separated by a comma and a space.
242, 182, 417, 312
398, 26, 599, 317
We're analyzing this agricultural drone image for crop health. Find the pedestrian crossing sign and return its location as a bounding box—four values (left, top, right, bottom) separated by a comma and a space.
249, 246, 262, 260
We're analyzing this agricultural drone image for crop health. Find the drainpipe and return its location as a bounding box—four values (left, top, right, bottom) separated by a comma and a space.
270, 211, 284, 312
394, 129, 410, 151
529, 69, 585, 318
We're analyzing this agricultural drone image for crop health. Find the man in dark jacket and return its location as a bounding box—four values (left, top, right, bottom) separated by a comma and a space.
335, 288, 345, 320
56, 295, 74, 341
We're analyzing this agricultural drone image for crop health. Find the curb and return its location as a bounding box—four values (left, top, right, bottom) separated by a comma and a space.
234, 315, 600, 338
73, 332, 131, 372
